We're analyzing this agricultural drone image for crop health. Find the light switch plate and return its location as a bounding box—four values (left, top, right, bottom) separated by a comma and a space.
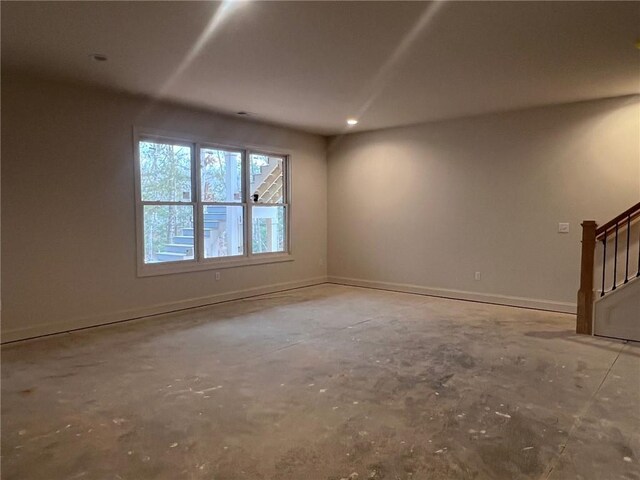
558, 223, 570, 233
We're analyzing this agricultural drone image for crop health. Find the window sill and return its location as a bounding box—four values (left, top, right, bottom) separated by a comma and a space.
137, 253, 294, 278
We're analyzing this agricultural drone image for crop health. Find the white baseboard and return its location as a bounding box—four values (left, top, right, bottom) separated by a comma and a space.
2, 275, 576, 343
327, 276, 576, 314
1, 276, 328, 344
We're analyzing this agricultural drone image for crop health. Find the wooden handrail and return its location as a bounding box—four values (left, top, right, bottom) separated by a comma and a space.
578, 200, 640, 335
596, 201, 640, 239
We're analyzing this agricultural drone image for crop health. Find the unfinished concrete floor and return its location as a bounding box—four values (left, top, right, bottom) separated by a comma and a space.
2, 284, 639, 480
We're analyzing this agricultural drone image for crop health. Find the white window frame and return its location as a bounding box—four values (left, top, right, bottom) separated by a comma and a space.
133, 127, 292, 277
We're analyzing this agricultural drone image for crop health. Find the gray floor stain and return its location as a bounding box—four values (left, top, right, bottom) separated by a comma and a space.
1, 284, 639, 480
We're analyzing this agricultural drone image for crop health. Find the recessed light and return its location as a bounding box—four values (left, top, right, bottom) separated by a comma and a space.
89, 53, 108, 62
347, 119, 358, 126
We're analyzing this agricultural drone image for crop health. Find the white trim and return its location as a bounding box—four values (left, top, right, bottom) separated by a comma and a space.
327, 276, 576, 314
245, 146, 253, 256
133, 126, 293, 158
248, 150, 290, 255
1, 277, 327, 344
133, 128, 292, 277
195, 143, 204, 263
2, 277, 578, 343
137, 253, 294, 277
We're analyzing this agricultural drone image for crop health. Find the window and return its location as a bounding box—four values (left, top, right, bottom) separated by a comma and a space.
134, 131, 290, 275
249, 153, 286, 254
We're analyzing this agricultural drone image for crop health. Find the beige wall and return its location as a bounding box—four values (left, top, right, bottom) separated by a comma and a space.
1, 74, 328, 341
327, 96, 640, 312
3, 73, 638, 341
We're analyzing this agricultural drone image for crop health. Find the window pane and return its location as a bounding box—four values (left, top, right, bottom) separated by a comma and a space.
139, 140, 192, 202
203, 205, 244, 258
143, 205, 194, 263
250, 153, 284, 204
252, 206, 285, 254
200, 148, 242, 202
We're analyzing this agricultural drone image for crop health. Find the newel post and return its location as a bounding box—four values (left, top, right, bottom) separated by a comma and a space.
576, 220, 597, 334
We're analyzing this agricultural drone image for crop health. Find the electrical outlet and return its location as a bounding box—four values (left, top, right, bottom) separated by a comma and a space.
475, 272, 481, 281
558, 223, 570, 234
215, 272, 221, 281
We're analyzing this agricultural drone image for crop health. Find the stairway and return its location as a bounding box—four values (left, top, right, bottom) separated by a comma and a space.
577, 201, 640, 341
155, 206, 226, 261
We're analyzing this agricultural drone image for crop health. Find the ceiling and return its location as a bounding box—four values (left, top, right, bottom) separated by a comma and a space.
2, 1, 639, 135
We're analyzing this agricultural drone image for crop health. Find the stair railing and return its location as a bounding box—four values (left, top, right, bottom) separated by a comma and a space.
576, 201, 640, 334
